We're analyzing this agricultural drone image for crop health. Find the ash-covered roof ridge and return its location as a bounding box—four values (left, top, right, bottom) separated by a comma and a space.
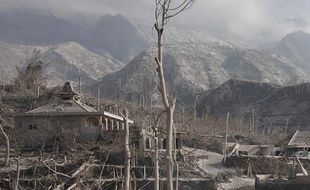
26, 99, 97, 113
27, 82, 97, 113
288, 130, 310, 147
57, 81, 78, 99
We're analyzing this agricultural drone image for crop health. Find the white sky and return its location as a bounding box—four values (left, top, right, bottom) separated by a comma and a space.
0, 0, 309, 43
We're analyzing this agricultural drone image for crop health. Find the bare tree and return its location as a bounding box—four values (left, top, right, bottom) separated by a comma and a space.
77, 68, 82, 94
222, 112, 229, 165
121, 108, 131, 190
1, 71, 5, 99
0, 123, 10, 166
192, 94, 198, 120
15, 158, 20, 190
15, 49, 47, 96
153, 128, 160, 190
154, 0, 194, 189
145, 111, 165, 190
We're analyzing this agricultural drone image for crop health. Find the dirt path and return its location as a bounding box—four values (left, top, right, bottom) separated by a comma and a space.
183, 147, 255, 190
183, 147, 233, 176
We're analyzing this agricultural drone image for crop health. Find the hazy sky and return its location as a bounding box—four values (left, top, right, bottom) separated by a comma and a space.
0, 0, 309, 43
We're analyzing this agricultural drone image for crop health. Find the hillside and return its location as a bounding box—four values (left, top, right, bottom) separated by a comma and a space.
86, 14, 149, 62
275, 31, 310, 72
0, 11, 148, 62
97, 42, 309, 109
197, 79, 310, 132
0, 42, 47, 80
40, 42, 124, 86
0, 42, 124, 87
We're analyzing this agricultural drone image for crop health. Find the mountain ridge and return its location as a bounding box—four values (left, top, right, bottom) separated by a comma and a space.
274, 31, 310, 72
96, 41, 309, 109
197, 79, 310, 132
0, 41, 124, 87
0, 10, 149, 62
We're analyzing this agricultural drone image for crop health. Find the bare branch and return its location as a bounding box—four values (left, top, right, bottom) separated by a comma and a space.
166, 0, 194, 19
71, 163, 89, 178
42, 161, 72, 178
154, 109, 166, 129
168, 0, 189, 11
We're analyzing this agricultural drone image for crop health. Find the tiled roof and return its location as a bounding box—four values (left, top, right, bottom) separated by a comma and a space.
288, 130, 310, 147
57, 82, 78, 99
27, 99, 97, 113
25, 81, 97, 114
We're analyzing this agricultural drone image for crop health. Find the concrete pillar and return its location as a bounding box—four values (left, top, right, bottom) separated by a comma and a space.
121, 123, 125, 130
111, 120, 114, 130
105, 118, 108, 130
116, 121, 120, 130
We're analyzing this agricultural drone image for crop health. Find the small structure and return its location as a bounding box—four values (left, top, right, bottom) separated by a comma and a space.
141, 127, 185, 151
14, 82, 133, 147
227, 143, 274, 156
286, 130, 310, 157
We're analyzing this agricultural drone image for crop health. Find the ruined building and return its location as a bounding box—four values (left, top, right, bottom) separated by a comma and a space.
286, 130, 310, 157
14, 82, 134, 147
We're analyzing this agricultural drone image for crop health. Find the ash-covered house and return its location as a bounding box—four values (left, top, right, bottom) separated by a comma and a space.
14, 82, 134, 147
14, 81, 185, 152
285, 130, 310, 157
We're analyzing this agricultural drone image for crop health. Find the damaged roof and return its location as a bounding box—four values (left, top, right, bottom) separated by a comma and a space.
14, 82, 134, 123
26, 82, 96, 113
288, 130, 310, 148
57, 81, 79, 99
27, 99, 97, 113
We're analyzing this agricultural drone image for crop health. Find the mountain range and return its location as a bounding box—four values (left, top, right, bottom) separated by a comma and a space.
0, 10, 148, 62
1, 11, 310, 114
0, 42, 123, 87
97, 40, 310, 109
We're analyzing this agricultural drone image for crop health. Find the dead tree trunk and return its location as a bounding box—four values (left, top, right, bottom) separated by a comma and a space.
97, 88, 100, 111
122, 108, 131, 190
154, 1, 193, 189
154, 4, 176, 189
36, 85, 40, 98
15, 158, 20, 190
192, 94, 198, 120
154, 128, 160, 190
285, 119, 289, 136
223, 112, 229, 165
166, 106, 175, 189
173, 123, 179, 190
252, 107, 255, 135
147, 112, 164, 190
78, 69, 81, 94
155, 43, 175, 188
2, 71, 5, 98
0, 124, 9, 166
